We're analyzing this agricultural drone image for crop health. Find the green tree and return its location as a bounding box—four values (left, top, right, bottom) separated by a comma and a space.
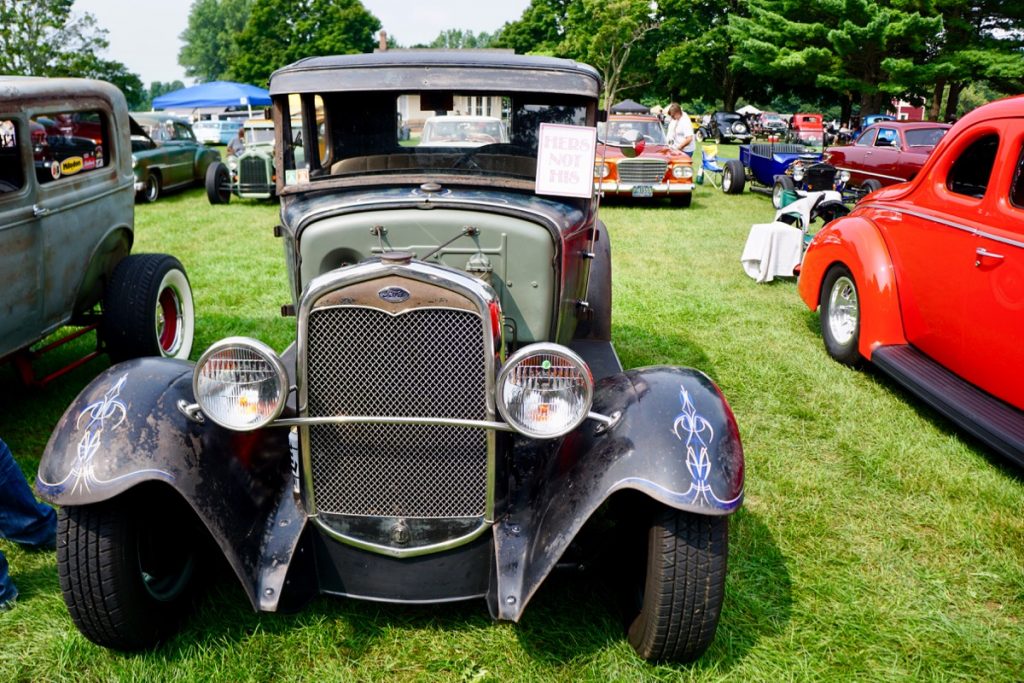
0, 0, 145, 107
656, 0, 754, 111
492, 0, 569, 54
884, 0, 1024, 120
231, 0, 381, 85
414, 28, 498, 49
730, 0, 941, 122
179, 0, 253, 82
561, 0, 660, 107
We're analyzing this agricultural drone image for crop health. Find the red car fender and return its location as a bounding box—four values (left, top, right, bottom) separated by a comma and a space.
798, 214, 906, 359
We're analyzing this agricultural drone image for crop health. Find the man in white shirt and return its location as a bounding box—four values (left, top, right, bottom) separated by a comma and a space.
665, 103, 695, 155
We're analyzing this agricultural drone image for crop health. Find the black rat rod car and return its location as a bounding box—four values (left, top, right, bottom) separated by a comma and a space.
38, 52, 744, 663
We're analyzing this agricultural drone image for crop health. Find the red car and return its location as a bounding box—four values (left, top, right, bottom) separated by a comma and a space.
594, 114, 694, 207
799, 96, 1024, 466
788, 112, 824, 146
825, 121, 951, 195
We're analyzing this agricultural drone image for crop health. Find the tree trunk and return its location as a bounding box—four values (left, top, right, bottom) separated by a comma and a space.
929, 80, 946, 121
945, 82, 964, 122
840, 96, 852, 128
722, 68, 737, 111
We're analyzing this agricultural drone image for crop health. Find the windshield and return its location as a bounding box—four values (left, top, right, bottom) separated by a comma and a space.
282, 90, 592, 183
245, 127, 275, 144
905, 127, 948, 147
598, 120, 666, 145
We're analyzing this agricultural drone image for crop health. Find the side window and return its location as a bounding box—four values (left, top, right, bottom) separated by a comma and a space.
31, 110, 108, 184
1011, 143, 1024, 209
174, 123, 194, 141
0, 119, 25, 194
856, 129, 877, 146
947, 134, 999, 198
875, 128, 897, 147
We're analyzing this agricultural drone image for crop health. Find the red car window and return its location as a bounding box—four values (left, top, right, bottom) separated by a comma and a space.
947, 134, 998, 199
1012, 142, 1024, 209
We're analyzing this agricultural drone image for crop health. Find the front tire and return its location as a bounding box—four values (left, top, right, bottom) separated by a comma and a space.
772, 176, 796, 208
102, 254, 195, 362
820, 265, 861, 365
722, 159, 745, 194
205, 161, 231, 204
57, 489, 201, 650
859, 178, 882, 200
138, 173, 160, 204
626, 507, 728, 662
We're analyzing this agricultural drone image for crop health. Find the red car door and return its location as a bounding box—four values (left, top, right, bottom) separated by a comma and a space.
961, 126, 1024, 408
878, 127, 1001, 377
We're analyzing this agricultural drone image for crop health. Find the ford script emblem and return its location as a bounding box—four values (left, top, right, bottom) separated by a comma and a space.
378, 286, 411, 304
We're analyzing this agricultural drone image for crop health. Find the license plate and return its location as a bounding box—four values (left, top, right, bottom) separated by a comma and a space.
631, 185, 654, 198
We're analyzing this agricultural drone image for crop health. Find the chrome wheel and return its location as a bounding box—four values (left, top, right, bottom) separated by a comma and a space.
827, 275, 859, 345
722, 168, 732, 192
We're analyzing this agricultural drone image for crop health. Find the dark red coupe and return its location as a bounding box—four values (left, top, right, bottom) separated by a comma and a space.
799, 97, 1024, 466
825, 121, 951, 195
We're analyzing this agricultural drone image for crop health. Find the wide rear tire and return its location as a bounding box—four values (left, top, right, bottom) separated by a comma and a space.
206, 161, 231, 204
57, 488, 201, 650
102, 254, 195, 362
626, 506, 729, 662
722, 159, 745, 194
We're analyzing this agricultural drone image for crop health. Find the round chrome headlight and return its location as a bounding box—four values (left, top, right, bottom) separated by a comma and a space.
228, 158, 237, 171
595, 163, 611, 179
792, 166, 805, 182
193, 338, 288, 430
672, 165, 693, 179
839, 170, 851, 183
496, 344, 594, 439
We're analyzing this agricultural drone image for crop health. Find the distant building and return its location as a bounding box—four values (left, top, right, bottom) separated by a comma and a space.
893, 99, 925, 121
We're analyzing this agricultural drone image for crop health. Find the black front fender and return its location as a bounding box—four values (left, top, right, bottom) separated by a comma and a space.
494, 365, 743, 620
37, 359, 301, 610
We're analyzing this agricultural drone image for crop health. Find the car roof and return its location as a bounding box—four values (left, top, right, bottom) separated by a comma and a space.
132, 113, 193, 126
950, 94, 1024, 127
424, 115, 503, 123
0, 76, 125, 106
269, 50, 601, 99
607, 114, 659, 122
866, 121, 951, 129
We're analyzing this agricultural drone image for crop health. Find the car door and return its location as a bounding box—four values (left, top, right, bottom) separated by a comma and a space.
961, 125, 1024, 408
0, 113, 43, 359
881, 125, 1001, 381
33, 104, 127, 331
870, 127, 902, 181
841, 127, 876, 186
162, 123, 195, 186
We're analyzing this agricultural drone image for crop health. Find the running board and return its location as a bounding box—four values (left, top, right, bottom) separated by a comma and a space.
871, 345, 1024, 467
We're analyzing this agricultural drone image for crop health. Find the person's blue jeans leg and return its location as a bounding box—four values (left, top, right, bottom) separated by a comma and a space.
0, 550, 16, 607
0, 439, 57, 549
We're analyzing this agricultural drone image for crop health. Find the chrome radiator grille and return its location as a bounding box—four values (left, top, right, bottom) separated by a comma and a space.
306, 305, 488, 518
239, 156, 268, 185
618, 158, 668, 184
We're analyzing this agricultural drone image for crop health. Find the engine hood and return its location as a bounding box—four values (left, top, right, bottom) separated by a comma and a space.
282, 185, 589, 240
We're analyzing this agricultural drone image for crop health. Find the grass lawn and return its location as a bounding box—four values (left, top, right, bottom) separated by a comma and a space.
1, 158, 1022, 681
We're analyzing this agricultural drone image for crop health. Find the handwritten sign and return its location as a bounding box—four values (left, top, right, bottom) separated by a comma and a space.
535, 123, 597, 199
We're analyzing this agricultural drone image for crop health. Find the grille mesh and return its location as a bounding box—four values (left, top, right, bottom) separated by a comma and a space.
239, 156, 267, 185
306, 305, 488, 518
618, 158, 668, 184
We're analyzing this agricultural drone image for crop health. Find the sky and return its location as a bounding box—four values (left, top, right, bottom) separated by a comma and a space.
73, 0, 532, 86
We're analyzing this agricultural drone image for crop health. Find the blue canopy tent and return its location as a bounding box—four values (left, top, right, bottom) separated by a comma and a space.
152, 81, 272, 118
